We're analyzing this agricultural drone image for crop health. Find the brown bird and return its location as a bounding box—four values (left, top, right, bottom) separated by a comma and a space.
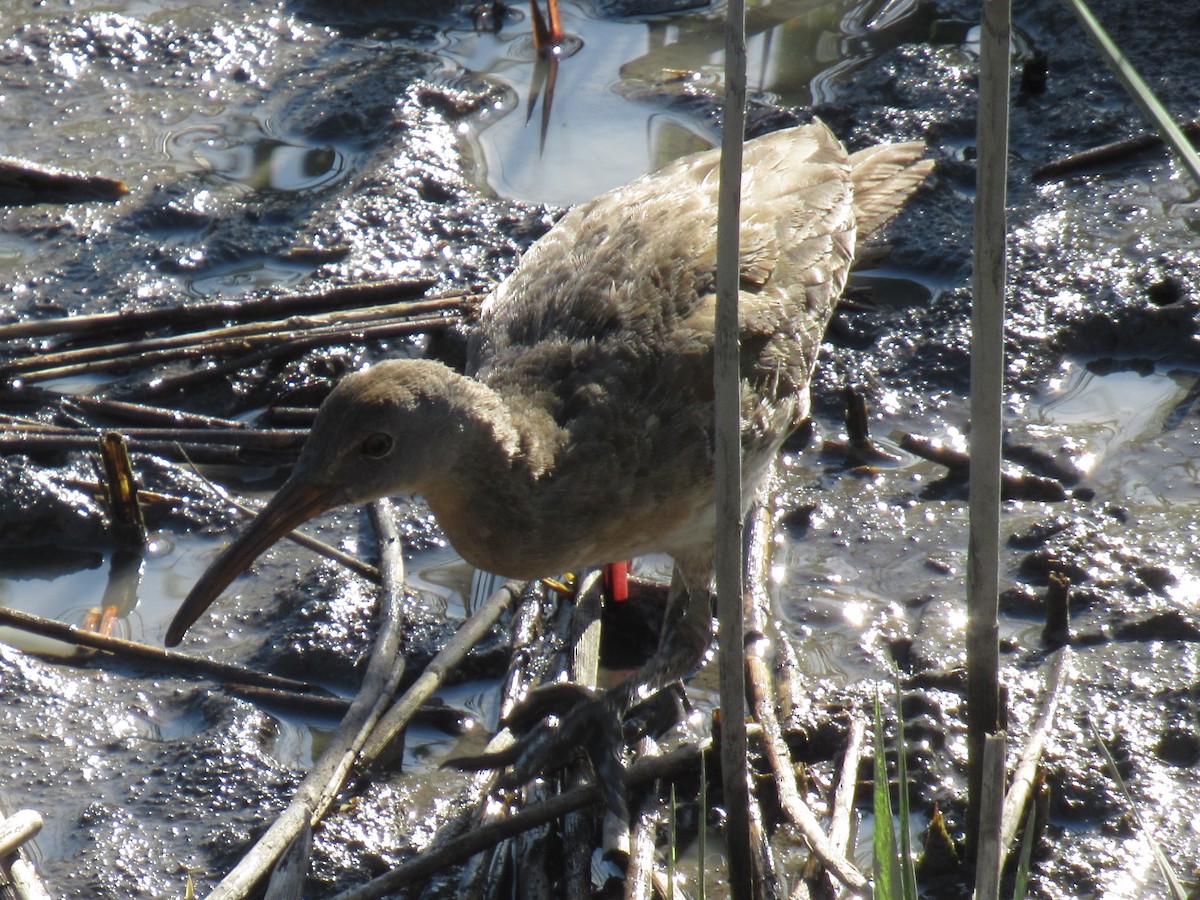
166, 120, 931, 806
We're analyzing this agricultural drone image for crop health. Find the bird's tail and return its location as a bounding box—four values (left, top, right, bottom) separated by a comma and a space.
849, 142, 935, 244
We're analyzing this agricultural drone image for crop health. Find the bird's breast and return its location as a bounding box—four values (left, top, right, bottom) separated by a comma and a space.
425, 466, 719, 581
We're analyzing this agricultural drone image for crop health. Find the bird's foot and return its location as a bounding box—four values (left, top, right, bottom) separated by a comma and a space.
445, 681, 688, 820
446, 683, 626, 816
446, 561, 708, 818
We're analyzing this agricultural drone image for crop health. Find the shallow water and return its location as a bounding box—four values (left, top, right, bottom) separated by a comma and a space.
444, 0, 922, 205
1, 0, 1200, 895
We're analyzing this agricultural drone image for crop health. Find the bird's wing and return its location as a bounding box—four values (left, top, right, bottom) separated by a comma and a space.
470, 121, 856, 382
847, 141, 935, 242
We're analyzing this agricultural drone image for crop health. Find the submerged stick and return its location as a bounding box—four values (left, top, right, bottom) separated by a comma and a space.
227, 686, 475, 738
1033, 119, 1200, 181
202, 485, 380, 586
0, 157, 127, 205
180, 450, 381, 590
899, 433, 1067, 502
0, 605, 320, 694
226, 685, 353, 718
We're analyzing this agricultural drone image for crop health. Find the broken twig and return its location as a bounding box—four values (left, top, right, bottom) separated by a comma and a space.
1032, 120, 1200, 181
0, 157, 127, 205
0, 605, 321, 694
899, 433, 1067, 501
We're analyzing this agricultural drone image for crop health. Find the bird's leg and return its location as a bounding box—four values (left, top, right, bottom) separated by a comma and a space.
588, 560, 713, 725
645, 560, 716, 694
448, 557, 716, 818
528, 0, 564, 56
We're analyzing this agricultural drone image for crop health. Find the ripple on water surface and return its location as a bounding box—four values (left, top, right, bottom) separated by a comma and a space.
164, 114, 350, 194
437, 0, 934, 205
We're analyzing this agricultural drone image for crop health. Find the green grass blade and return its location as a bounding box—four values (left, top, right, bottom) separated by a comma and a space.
698, 750, 706, 900
1060, 0, 1200, 187
668, 782, 677, 900
873, 690, 901, 899
1011, 801, 1037, 900
892, 676, 918, 900
1090, 719, 1189, 900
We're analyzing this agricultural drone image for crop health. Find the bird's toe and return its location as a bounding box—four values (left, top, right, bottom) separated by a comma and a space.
445, 683, 690, 821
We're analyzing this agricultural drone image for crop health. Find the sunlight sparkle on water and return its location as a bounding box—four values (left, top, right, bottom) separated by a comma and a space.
54, 50, 84, 80
1169, 570, 1200, 606
941, 426, 967, 453
1129, 670, 1152, 691
843, 601, 865, 627
1102, 838, 1154, 899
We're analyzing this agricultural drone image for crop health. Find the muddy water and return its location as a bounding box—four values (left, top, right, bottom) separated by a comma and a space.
1, 0, 1200, 895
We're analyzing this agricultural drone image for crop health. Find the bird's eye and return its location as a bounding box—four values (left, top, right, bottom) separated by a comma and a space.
360, 432, 394, 458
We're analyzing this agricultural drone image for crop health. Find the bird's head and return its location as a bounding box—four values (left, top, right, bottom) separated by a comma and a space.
165, 358, 468, 646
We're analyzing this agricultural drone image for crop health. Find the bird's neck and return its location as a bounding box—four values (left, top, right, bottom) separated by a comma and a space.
419, 371, 563, 576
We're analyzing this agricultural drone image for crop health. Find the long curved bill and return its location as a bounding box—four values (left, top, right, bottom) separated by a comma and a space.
165, 478, 339, 647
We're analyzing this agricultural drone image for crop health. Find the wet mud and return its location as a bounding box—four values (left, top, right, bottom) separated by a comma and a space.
1, 0, 1199, 895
